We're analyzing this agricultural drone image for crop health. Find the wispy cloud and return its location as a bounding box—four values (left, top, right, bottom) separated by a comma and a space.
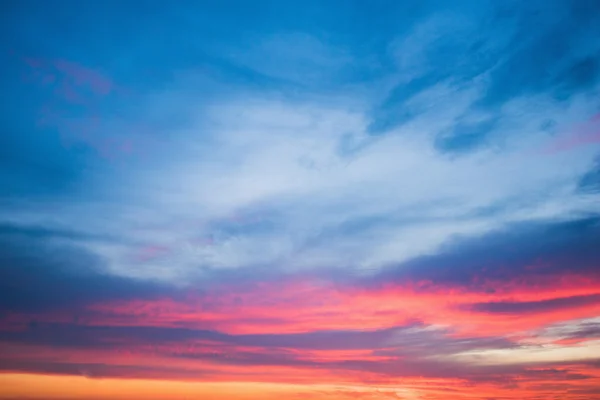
1, 1, 600, 399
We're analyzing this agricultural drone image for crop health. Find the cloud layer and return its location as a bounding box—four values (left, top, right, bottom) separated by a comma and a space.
1, 1, 600, 399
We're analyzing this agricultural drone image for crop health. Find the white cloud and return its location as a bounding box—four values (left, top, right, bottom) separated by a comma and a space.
218, 32, 352, 85
60, 81, 595, 283
449, 340, 600, 366
4, 26, 599, 284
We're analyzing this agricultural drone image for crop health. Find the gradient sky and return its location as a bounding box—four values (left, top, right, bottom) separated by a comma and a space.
1, 1, 600, 399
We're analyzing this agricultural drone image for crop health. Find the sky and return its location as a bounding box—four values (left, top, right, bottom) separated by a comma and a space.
1, 0, 600, 399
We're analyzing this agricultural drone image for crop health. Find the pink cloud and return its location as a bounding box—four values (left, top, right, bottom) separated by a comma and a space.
134, 245, 171, 262
53, 59, 113, 96
544, 113, 600, 154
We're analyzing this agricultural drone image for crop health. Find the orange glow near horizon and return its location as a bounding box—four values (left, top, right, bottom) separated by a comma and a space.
1, 272, 600, 399
0, 373, 326, 400
2, 370, 600, 400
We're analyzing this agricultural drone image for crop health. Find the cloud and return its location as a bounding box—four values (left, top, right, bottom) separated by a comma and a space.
1, 1, 600, 398
2, 1, 599, 285
465, 294, 600, 315
0, 226, 171, 314
374, 216, 600, 284
20, 90, 594, 283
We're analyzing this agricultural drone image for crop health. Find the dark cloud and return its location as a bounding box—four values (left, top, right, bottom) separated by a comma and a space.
0, 320, 523, 380
563, 322, 600, 342
0, 358, 215, 381
465, 294, 600, 315
0, 226, 170, 313
371, 216, 600, 287
0, 322, 416, 352
578, 157, 600, 194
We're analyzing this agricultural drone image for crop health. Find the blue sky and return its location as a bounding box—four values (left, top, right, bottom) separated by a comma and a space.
1, 2, 600, 399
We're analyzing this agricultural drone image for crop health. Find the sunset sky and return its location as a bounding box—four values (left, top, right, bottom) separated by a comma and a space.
1, 1, 600, 399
